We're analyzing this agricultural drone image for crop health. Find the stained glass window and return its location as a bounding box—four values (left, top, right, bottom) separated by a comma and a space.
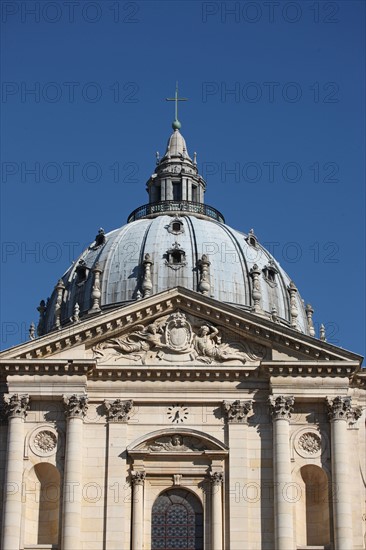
152, 489, 203, 550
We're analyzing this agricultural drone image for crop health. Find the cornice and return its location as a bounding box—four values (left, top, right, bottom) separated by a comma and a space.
0, 287, 363, 368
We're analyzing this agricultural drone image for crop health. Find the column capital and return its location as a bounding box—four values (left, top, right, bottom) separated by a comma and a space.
223, 399, 252, 423
269, 395, 294, 421
131, 470, 146, 486
210, 471, 224, 486
326, 395, 360, 423
4, 393, 30, 420
63, 394, 88, 419
104, 399, 133, 422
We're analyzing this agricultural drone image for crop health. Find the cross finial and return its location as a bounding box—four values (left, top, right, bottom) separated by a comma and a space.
166, 82, 188, 130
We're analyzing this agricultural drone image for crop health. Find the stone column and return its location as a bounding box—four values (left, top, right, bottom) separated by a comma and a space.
104, 399, 133, 549
62, 394, 88, 550
326, 396, 354, 550
131, 470, 146, 550
1, 394, 29, 550
223, 400, 252, 550
210, 471, 223, 550
269, 395, 295, 550
161, 179, 166, 201
187, 182, 192, 201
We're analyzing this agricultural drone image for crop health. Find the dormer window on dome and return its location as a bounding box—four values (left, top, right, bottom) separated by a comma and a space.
75, 260, 88, 284
165, 242, 186, 270
246, 229, 258, 248
263, 260, 278, 285
168, 218, 184, 235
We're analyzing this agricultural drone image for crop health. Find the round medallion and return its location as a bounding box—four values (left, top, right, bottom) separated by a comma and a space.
30, 427, 58, 457
294, 429, 322, 458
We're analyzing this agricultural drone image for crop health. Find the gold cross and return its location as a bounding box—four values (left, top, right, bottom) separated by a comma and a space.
166, 82, 188, 122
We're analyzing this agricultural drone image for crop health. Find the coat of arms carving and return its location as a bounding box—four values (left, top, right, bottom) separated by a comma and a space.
93, 310, 266, 366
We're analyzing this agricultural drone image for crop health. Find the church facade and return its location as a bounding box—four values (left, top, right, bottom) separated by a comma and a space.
0, 112, 365, 550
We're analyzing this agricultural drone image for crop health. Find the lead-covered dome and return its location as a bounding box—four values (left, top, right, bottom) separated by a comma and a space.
38, 117, 316, 338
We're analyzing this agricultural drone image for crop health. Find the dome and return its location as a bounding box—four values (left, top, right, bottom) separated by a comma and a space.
42, 215, 310, 335
38, 118, 315, 338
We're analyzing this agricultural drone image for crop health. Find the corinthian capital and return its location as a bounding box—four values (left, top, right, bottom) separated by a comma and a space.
223, 400, 252, 423
63, 394, 88, 419
210, 471, 224, 485
104, 399, 133, 422
269, 395, 294, 421
4, 393, 29, 420
131, 470, 146, 486
326, 396, 356, 422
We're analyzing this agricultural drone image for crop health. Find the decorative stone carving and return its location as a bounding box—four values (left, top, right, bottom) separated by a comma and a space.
320, 323, 326, 341
270, 306, 280, 324
104, 399, 133, 422
223, 400, 252, 423
326, 396, 352, 421
54, 279, 65, 329
327, 396, 361, 426
173, 474, 182, 486
249, 264, 262, 313
34, 430, 57, 453
63, 394, 88, 419
4, 393, 30, 419
269, 395, 295, 421
93, 311, 266, 366
131, 471, 146, 485
347, 406, 362, 427
287, 281, 298, 329
210, 471, 224, 485
89, 262, 102, 313
29, 322, 36, 340
136, 434, 209, 452
37, 299, 47, 336
298, 432, 321, 455
305, 303, 316, 337
142, 253, 153, 297
70, 302, 80, 323
197, 254, 211, 295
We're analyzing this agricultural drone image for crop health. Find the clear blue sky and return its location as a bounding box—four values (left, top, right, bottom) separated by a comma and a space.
1, 0, 365, 361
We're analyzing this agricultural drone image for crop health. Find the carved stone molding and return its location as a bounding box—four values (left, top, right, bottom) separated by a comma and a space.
63, 394, 88, 419
347, 406, 363, 427
4, 393, 30, 420
292, 427, 327, 460
210, 471, 224, 485
136, 434, 209, 452
269, 395, 294, 421
30, 427, 58, 457
104, 399, 133, 422
298, 432, 321, 456
326, 396, 352, 421
93, 310, 266, 366
223, 400, 252, 423
131, 470, 146, 486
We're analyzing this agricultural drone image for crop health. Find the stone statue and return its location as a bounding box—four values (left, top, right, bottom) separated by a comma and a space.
193, 324, 248, 364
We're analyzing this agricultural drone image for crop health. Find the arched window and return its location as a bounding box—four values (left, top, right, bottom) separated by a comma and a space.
152, 488, 203, 550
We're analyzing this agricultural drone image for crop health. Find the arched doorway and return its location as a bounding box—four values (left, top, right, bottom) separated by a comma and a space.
151, 488, 203, 550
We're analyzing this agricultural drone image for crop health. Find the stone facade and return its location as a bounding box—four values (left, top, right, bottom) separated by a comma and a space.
0, 287, 365, 550
0, 115, 365, 549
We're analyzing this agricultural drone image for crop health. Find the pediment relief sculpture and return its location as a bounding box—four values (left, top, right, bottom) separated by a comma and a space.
93, 310, 266, 366
135, 434, 212, 453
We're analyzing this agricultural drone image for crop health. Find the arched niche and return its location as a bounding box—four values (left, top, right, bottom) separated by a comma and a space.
295, 464, 331, 548
23, 462, 61, 546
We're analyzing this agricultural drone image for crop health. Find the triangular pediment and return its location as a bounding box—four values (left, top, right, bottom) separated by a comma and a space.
0, 288, 362, 375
